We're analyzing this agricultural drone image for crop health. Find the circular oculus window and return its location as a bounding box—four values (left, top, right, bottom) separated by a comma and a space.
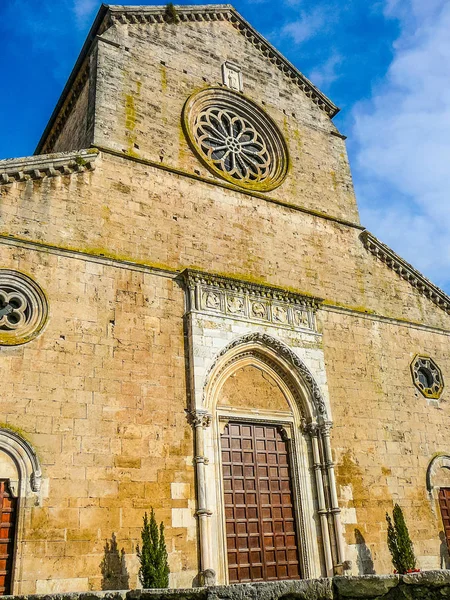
183, 87, 289, 191
0, 270, 48, 345
411, 354, 444, 399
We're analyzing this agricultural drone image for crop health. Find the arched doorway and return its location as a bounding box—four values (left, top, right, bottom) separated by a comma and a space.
189, 333, 344, 584
0, 428, 41, 595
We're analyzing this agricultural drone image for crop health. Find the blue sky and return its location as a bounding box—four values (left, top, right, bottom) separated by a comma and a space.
1, 0, 450, 294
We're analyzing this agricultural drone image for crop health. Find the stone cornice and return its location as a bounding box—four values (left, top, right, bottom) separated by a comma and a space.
361, 230, 450, 314
183, 269, 322, 308
106, 5, 338, 117
0, 150, 98, 185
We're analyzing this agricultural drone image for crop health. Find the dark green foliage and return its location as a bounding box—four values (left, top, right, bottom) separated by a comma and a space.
164, 3, 179, 23
386, 503, 417, 573
136, 509, 170, 588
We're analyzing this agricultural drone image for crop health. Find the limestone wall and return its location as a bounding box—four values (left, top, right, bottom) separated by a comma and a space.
1, 149, 450, 588
323, 309, 450, 573
0, 152, 448, 331
0, 242, 197, 593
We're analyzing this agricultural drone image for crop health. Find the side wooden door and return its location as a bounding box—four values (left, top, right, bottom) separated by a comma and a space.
0, 480, 17, 595
439, 488, 450, 553
221, 421, 301, 583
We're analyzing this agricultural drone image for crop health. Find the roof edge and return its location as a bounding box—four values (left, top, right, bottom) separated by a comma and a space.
361, 230, 450, 316
34, 4, 109, 155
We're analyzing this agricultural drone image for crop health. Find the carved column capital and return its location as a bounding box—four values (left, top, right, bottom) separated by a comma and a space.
303, 421, 320, 437
187, 410, 212, 428
319, 421, 333, 437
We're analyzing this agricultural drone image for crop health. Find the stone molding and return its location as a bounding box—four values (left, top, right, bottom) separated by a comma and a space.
105, 5, 338, 117
0, 150, 98, 185
203, 331, 328, 417
182, 269, 322, 333
426, 454, 450, 494
0, 427, 42, 494
361, 230, 450, 315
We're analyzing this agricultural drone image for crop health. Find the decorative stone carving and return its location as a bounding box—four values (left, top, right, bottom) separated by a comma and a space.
226, 295, 244, 314
222, 61, 243, 92
187, 410, 212, 428
410, 355, 444, 399
203, 291, 220, 310
0, 427, 42, 494
204, 331, 328, 417
182, 87, 289, 191
183, 269, 321, 333
272, 305, 288, 323
0, 271, 48, 346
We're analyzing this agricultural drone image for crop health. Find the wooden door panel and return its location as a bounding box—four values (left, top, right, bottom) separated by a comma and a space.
0, 480, 17, 595
221, 422, 300, 583
439, 488, 450, 553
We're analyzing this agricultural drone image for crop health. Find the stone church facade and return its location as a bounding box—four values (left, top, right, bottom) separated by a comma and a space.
0, 3, 450, 595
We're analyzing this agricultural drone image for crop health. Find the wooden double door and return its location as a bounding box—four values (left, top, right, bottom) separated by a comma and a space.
221, 421, 301, 583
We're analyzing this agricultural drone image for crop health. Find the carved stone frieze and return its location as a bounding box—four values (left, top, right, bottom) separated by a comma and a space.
183, 269, 322, 333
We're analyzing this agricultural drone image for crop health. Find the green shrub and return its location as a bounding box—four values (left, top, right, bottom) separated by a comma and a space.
136, 509, 170, 588
386, 503, 416, 573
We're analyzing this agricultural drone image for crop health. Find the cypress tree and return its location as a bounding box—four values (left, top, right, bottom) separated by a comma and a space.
136, 509, 170, 588
386, 504, 416, 573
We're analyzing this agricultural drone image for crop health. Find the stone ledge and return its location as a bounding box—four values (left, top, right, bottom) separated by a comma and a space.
7, 572, 450, 600
0, 149, 98, 185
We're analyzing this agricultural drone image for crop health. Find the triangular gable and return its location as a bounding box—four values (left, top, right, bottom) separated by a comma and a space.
35, 3, 338, 154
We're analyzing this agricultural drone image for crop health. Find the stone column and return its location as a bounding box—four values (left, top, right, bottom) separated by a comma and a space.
306, 423, 333, 576
190, 410, 214, 583
320, 421, 345, 568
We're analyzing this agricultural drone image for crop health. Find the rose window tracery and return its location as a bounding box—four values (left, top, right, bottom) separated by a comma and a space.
0, 271, 48, 345
183, 87, 289, 191
0, 290, 28, 330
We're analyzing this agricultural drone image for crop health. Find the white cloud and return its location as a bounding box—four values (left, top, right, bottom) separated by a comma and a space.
307, 52, 342, 90
352, 0, 450, 291
279, 7, 327, 44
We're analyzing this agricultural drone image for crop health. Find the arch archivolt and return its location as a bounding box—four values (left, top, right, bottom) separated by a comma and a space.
189, 332, 345, 584
202, 332, 328, 421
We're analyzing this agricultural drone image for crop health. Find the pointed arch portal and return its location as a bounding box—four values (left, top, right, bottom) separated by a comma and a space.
188, 332, 345, 584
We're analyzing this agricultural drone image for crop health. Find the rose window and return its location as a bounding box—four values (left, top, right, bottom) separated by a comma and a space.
183, 87, 289, 191
411, 355, 444, 399
0, 271, 48, 345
